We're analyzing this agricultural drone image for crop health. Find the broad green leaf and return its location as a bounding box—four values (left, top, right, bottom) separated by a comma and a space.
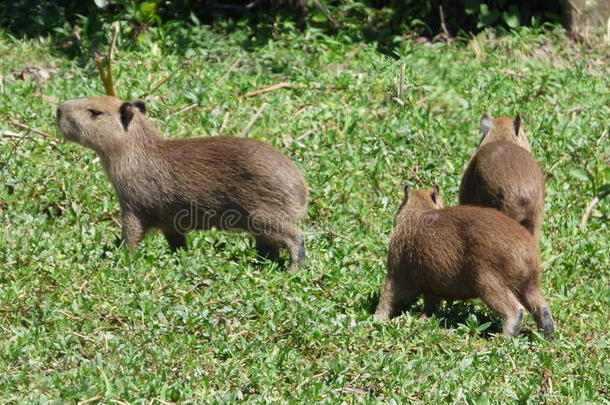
478, 4, 499, 27
140, 1, 158, 20
569, 168, 590, 182
503, 5, 521, 28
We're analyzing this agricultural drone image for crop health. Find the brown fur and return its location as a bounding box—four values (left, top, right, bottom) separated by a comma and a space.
57, 96, 308, 270
375, 187, 555, 338
459, 114, 545, 241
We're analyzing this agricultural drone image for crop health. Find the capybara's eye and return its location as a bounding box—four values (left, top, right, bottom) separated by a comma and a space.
87, 109, 103, 117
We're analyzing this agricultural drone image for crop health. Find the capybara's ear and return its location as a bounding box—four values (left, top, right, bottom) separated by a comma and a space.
403, 185, 410, 200
119, 102, 134, 131
132, 99, 147, 114
513, 113, 521, 136
431, 184, 440, 204
480, 113, 492, 135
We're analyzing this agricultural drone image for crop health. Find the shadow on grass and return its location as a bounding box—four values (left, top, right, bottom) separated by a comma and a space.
362, 292, 503, 338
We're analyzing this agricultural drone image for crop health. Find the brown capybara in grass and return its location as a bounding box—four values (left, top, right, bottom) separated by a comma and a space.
375, 185, 555, 338
57, 96, 308, 270
459, 113, 545, 242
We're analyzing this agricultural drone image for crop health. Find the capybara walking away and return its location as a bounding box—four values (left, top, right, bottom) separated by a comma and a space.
375, 185, 555, 338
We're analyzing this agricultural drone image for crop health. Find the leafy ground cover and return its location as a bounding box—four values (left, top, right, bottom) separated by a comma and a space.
0, 21, 609, 403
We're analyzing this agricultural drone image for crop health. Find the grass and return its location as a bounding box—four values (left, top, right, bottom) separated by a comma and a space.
1, 21, 609, 403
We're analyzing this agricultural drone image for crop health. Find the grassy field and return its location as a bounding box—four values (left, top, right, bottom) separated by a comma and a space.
1, 20, 609, 403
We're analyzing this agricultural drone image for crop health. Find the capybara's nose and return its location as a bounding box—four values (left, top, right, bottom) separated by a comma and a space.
56, 104, 64, 121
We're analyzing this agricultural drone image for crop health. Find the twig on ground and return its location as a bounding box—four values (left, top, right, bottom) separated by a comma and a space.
596, 129, 608, 146
311, 0, 339, 28
1, 130, 22, 139
439, 5, 452, 41
203, 298, 245, 307
343, 257, 384, 265
219, 111, 230, 134
239, 103, 268, 137
295, 371, 328, 391
77, 396, 103, 405
296, 129, 314, 141
6, 119, 54, 140
545, 153, 569, 179
140, 60, 189, 98
109, 400, 131, 405
242, 82, 292, 98
59, 309, 84, 321
2, 119, 61, 165
334, 387, 373, 395
336, 43, 365, 70
327, 231, 356, 243
2, 130, 30, 166
72, 332, 96, 342
149, 399, 171, 405
580, 188, 610, 230
218, 55, 244, 84
542, 254, 561, 269
171, 103, 198, 116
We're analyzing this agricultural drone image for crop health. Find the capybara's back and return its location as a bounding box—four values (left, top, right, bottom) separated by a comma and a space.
459, 114, 545, 241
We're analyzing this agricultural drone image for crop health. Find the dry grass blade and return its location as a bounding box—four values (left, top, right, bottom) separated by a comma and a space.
6, 119, 54, 140
2, 119, 61, 158
242, 82, 292, 98
217, 55, 244, 84
311, 0, 339, 28
77, 396, 103, 405
1, 130, 22, 139
171, 103, 198, 116
239, 103, 268, 137
141, 60, 189, 98
580, 187, 610, 230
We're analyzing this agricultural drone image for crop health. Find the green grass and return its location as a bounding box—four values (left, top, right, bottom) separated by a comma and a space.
1, 22, 609, 403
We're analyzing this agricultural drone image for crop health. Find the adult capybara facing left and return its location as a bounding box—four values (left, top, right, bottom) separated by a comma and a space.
459, 113, 545, 242
375, 186, 555, 338
57, 96, 308, 270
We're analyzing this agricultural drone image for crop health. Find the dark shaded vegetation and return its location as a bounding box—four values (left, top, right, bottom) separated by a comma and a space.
1, 0, 567, 57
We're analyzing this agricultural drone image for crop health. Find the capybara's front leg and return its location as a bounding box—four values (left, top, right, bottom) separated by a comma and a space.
121, 210, 145, 249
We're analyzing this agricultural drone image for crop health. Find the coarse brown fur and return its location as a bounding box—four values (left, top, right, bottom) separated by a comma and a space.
459, 113, 545, 242
57, 96, 308, 270
375, 186, 555, 338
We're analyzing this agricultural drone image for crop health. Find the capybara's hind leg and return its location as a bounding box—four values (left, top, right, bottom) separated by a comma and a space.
255, 235, 280, 261
375, 275, 420, 320
255, 224, 305, 271
163, 229, 187, 251
478, 276, 525, 337
285, 231, 305, 272
519, 281, 555, 339
422, 294, 442, 318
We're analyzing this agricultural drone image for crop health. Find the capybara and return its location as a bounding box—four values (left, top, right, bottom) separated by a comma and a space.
375, 185, 555, 338
56, 96, 307, 270
459, 113, 545, 241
